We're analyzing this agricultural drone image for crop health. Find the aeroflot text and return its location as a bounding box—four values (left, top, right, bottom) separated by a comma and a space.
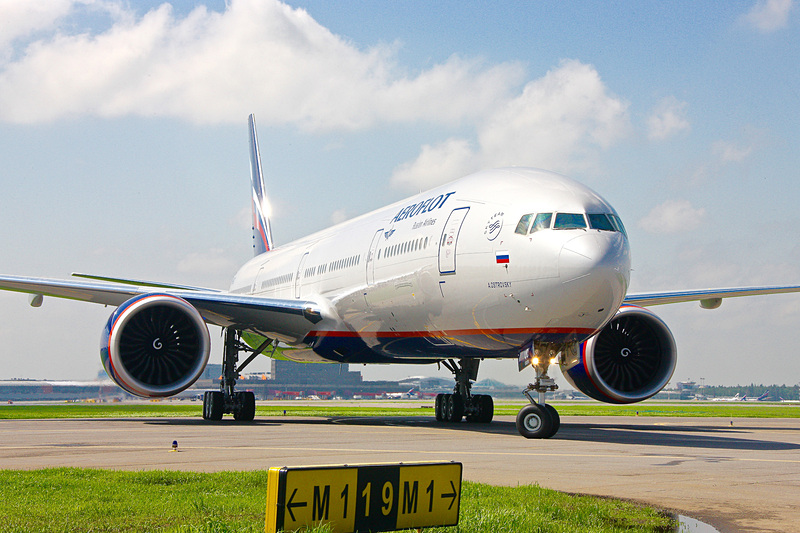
391, 192, 456, 223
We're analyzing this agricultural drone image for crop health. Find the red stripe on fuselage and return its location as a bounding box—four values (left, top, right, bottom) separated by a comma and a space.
308, 327, 598, 339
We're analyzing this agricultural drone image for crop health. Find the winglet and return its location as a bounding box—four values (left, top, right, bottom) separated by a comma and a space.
248, 114, 274, 255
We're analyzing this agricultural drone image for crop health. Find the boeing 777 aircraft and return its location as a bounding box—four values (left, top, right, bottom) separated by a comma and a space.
2, 115, 799, 438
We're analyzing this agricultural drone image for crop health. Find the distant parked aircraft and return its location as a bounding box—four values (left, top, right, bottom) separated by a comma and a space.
711, 393, 745, 402
384, 388, 417, 399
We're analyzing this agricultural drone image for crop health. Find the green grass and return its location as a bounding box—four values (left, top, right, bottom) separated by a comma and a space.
1, 401, 798, 420
0, 469, 675, 532
0, 403, 204, 419
494, 402, 800, 418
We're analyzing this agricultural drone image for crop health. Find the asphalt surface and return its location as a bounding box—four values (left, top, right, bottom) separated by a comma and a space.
2, 413, 799, 532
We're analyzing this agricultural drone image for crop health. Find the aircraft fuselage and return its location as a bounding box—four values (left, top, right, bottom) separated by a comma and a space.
230, 168, 631, 364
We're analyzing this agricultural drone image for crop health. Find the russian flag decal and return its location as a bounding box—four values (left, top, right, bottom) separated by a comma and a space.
496, 251, 510, 264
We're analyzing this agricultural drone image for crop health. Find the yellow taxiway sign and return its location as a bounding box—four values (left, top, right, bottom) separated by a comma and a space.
265, 461, 461, 533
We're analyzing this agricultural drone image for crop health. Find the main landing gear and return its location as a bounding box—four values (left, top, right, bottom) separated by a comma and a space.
434, 359, 494, 424
515, 345, 561, 438
202, 328, 273, 421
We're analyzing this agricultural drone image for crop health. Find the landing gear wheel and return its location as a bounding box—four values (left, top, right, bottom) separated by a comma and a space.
542, 403, 560, 437
516, 404, 553, 439
233, 391, 256, 421
479, 394, 494, 423
465, 394, 494, 423
434, 394, 445, 422
454, 394, 465, 422
441, 394, 451, 421
203, 391, 224, 421
442, 394, 464, 422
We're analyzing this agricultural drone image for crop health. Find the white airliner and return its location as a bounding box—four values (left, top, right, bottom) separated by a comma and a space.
2, 115, 799, 438
710, 393, 745, 402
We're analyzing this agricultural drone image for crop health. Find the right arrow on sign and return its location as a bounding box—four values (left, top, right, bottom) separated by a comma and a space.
442, 480, 458, 510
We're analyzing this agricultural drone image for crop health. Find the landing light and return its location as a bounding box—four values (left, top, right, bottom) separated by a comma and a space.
550, 357, 558, 365
532, 357, 539, 365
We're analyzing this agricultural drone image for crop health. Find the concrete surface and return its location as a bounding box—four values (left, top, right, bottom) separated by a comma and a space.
1, 414, 798, 532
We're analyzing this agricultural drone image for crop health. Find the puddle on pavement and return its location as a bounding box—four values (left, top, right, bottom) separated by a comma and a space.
676, 514, 720, 532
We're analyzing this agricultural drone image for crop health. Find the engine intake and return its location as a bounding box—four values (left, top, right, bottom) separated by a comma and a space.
561, 306, 676, 403
101, 294, 210, 397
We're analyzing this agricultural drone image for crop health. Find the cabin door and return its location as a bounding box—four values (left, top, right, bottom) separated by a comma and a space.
294, 252, 310, 298
365, 228, 383, 286
438, 207, 469, 274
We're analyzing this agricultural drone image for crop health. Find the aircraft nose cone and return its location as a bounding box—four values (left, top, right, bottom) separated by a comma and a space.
559, 233, 628, 281
558, 232, 630, 319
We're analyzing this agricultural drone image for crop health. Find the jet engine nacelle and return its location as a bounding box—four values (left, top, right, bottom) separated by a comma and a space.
560, 306, 677, 404
100, 294, 210, 397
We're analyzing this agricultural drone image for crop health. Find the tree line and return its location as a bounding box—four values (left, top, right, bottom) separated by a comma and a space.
700, 384, 799, 400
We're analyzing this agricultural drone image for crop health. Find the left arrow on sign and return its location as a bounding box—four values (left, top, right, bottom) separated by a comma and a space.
286, 488, 308, 521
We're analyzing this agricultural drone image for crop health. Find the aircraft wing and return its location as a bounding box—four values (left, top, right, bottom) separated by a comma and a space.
0, 274, 322, 343
624, 285, 800, 307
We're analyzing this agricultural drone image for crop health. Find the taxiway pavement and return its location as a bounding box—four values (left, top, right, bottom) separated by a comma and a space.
1, 414, 798, 532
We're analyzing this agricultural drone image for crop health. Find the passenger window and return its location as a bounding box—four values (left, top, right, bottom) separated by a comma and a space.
588, 214, 615, 231
553, 213, 586, 230
529, 213, 552, 233
515, 214, 533, 235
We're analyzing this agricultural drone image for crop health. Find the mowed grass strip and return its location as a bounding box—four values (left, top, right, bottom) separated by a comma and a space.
0, 469, 675, 533
495, 402, 800, 418
1, 401, 798, 420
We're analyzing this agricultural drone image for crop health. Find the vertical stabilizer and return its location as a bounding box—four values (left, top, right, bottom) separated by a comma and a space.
248, 114, 274, 255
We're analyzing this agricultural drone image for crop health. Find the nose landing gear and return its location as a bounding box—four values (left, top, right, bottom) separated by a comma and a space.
516, 345, 563, 438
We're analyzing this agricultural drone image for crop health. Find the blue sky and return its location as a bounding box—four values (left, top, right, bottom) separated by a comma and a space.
0, 0, 798, 388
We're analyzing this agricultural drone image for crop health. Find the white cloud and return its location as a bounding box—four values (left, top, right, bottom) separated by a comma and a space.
0, 0, 522, 128
712, 140, 752, 163
230, 205, 253, 231
390, 138, 474, 190
0, 0, 73, 55
639, 199, 706, 234
391, 60, 631, 190
330, 209, 348, 225
647, 96, 690, 140
741, 0, 794, 33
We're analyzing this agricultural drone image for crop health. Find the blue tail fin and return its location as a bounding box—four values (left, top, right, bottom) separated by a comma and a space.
248, 114, 273, 255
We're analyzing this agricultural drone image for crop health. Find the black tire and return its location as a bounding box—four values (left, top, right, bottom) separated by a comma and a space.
465, 396, 477, 423
435, 394, 445, 422
466, 394, 493, 423
542, 403, 560, 437
204, 391, 224, 421
234, 391, 256, 421
448, 393, 464, 422
479, 395, 494, 423
441, 394, 452, 421
516, 404, 553, 439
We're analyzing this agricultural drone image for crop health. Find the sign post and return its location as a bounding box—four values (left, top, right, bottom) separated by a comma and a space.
265, 462, 462, 533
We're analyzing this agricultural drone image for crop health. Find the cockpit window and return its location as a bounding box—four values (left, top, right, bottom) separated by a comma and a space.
588, 214, 615, 231
609, 214, 628, 237
518, 211, 625, 235
515, 214, 533, 235
553, 213, 587, 230
529, 213, 552, 233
